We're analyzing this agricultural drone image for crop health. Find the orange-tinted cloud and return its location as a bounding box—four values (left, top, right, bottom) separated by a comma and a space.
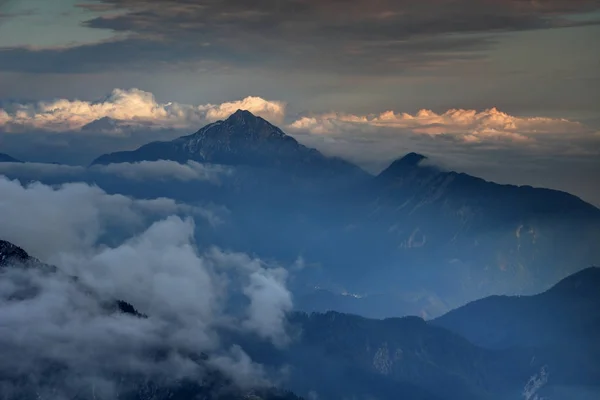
0, 89, 286, 133
288, 107, 592, 144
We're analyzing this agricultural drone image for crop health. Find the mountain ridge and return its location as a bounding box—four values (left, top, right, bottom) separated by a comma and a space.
432, 266, 600, 349
3, 238, 600, 399
90, 109, 367, 181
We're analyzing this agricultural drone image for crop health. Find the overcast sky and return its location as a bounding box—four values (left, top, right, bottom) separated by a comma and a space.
0, 0, 599, 205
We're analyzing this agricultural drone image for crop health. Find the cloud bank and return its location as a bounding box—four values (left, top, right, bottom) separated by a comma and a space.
289, 107, 594, 144
2, 88, 594, 146
0, 159, 231, 182
0, 88, 286, 132
0, 177, 294, 399
92, 160, 232, 182
0, 176, 211, 261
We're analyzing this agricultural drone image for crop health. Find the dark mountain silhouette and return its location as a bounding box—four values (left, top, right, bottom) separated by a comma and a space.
375, 152, 599, 220
279, 312, 532, 400
234, 306, 599, 400
431, 267, 600, 394
0, 153, 22, 163
91, 109, 366, 180
432, 266, 600, 349
0, 240, 31, 266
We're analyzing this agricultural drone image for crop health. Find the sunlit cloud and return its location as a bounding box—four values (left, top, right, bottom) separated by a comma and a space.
288, 108, 593, 144
0, 88, 286, 133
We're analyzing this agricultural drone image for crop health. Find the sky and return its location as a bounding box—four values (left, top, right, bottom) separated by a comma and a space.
0, 0, 599, 205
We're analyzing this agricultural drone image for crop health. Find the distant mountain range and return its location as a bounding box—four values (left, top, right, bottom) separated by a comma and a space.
2, 238, 599, 400
85, 110, 600, 318
3, 110, 600, 318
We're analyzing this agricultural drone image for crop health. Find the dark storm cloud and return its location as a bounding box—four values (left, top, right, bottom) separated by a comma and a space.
82, 0, 600, 36
0, 37, 230, 73
2, 0, 599, 73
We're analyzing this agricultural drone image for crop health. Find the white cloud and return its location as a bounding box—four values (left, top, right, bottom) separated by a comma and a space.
0, 177, 295, 398
92, 160, 232, 182
0, 161, 86, 177
0, 176, 215, 260
1, 88, 591, 147
0, 88, 286, 133
0, 159, 232, 183
206, 248, 293, 347
208, 345, 269, 389
288, 107, 593, 143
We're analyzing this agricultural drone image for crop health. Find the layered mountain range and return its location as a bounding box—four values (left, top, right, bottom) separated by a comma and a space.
2, 239, 599, 400
84, 110, 600, 318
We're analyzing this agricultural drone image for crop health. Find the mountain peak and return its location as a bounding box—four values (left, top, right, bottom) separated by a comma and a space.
377, 152, 431, 180
89, 109, 366, 179
0, 239, 32, 267
202, 109, 285, 140
396, 152, 427, 166
228, 109, 257, 120
221, 109, 272, 128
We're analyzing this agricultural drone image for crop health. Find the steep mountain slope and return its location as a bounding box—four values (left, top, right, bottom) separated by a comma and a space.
347, 152, 600, 309
0, 240, 31, 265
232, 311, 549, 400
431, 268, 600, 395
0, 239, 54, 272
0, 153, 22, 163
432, 266, 600, 349
374, 152, 599, 222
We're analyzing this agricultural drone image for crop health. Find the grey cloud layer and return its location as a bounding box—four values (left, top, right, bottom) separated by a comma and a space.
0, 160, 230, 182
93, 160, 232, 182
0, 176, 294, 398
0, 175, 220, 260
2, 0, 599, 73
